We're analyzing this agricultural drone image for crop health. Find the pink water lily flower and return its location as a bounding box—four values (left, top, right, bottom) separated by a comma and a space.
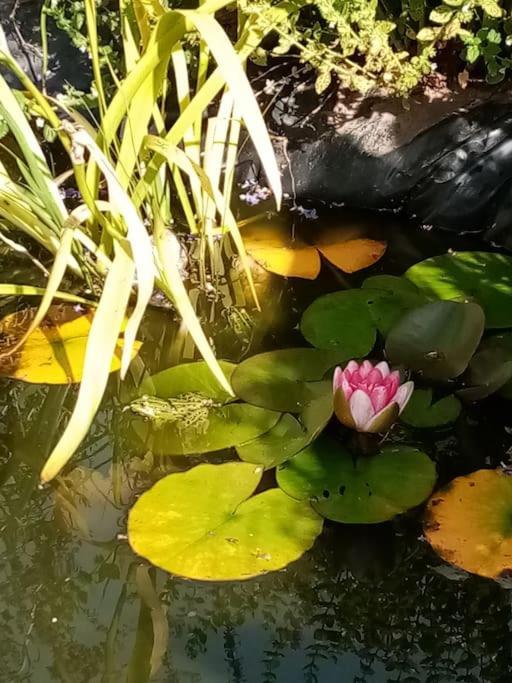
333, 360, 414, 433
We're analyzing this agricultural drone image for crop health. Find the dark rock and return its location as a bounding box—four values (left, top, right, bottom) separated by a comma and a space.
1, 0, 90, 92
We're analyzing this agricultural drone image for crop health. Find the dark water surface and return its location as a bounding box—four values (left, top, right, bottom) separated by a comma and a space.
1, 211, 512, 682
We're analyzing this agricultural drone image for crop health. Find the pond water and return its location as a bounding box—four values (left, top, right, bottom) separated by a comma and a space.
1, 209, 512, 683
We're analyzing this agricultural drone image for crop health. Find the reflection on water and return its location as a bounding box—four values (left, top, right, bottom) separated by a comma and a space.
1, 212, 512, 682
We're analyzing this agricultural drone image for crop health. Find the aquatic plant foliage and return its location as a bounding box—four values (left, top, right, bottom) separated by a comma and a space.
241, 220, 386, 279
0, 304, 140, 384
128, 462, 323, 581
277, 438, 436, 524
424, 469, 512, 581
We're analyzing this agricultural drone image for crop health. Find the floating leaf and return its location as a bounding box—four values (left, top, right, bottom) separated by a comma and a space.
128, 462, 323, 580
139, 360, 236, 403
277, 437, 436, 523
401, 389, 461, 427
0, 305, 141, 384
424, 469, 512, 580
242, 221, 320, 279
131, 402, 280, 456
232, 349, 346, 412
458, 345, 512, 401
362, 275, 430, 335
300, 291, 377, 357
236, 388, 333, 468
314, 227, 386, 274
385, 301, 485, 380
405, 252, 512, 328
242, 220, 386, 279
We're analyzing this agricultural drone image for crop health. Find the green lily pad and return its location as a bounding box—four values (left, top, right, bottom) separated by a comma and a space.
236, 386, 333, 468
405, 251, 512, 329
232, 348, 346, 412
128, 462, 323, 581
362, 276, 430, 336
300, 290, 377, 356
400, 389, 461, 427
424, 469, 512, 580
139, 360, 236, 403
132, 403, 280, 456
385, 300, 485, 380
277, 437, 436, 524
457, 344, 512, 401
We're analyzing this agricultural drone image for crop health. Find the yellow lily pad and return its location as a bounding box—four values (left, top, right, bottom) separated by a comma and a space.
424, 469, 512, 580
242, 222, 320, 279
315, 227, 387, 273
0, 304, 141, 384
128, 462, 323, 581
242, 220, 386, 279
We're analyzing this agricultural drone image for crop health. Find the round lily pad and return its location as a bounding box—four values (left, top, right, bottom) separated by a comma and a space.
131, 402, 280, 456
0, 305, 140, 384
236, 387, 333, 468
300, 291, 377, 356
405, 251, 512, 329
457, 346, 512, 401
277, 437, 436, 523
362, 276, 430, 335
128, 462, 323, 580
138, 360, 236, 403
458, 332, 512, 401
424, 469, 512, 580
232, 348, 347, 412
385, 300, 485, 380
400, 389, 461, 428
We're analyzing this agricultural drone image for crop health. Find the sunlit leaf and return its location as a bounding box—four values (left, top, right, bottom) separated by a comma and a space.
362, 275, 430, 335
424, 469, 512, 580
139, 360, 237, 403
277, 437, 436, 523
300, 291, 377, 357
236, 389, 333, 468
315, 228, 386, 273
128, 462, 323, 580
242, 221, 320, 280
0, 305, 141, 384
241, 220, 386, 279
385, 301, 485, 380
400, 389, 461, 427
405, 252, 512, 329
131, 401, 280, 456
232, 349, 346, 412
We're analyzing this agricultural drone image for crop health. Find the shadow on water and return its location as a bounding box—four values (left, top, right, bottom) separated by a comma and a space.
1, 209, 512, 682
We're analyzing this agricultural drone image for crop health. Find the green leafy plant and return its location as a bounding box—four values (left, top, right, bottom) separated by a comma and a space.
0, 0, 282, 481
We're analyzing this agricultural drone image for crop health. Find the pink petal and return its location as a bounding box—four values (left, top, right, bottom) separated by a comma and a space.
375, 361, 390, 377
341, 374, 353, 400
346, 360, 359, 374
351, 369, 362, 386
359, 360, 373, 379
384, 372, 400, 399
367, 368, 383, 386
369, 385, 389, 412
333, 366, 344, 392
349, 389, 375, 430
395, 381, 414, 413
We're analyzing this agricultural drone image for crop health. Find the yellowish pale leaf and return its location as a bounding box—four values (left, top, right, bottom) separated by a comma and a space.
241, 222, 320, 280
0, 305, 141, 385
242, 220, 387, 279
425, 469, 512, 580
317, 238, 387, 273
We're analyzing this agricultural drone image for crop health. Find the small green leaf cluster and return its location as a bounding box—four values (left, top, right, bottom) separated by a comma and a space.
239, 0, 512, 93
